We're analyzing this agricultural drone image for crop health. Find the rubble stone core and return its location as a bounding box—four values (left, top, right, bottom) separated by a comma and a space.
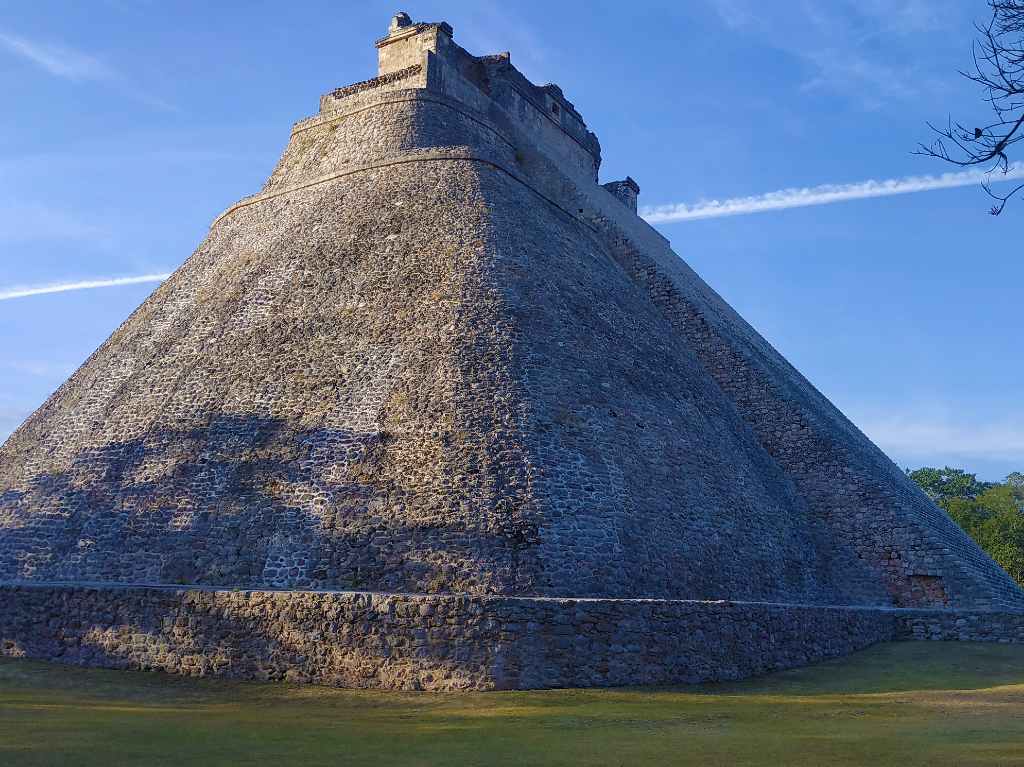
1, 15, 1022, 689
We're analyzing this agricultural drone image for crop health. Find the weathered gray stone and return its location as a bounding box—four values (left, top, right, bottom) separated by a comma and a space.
0, 14, 1022, 689
0, 583, 902, 691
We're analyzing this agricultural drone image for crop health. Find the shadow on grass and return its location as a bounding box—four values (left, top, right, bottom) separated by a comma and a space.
689, 640, 1024, 696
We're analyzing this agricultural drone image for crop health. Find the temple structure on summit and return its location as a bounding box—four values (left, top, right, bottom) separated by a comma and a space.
1, 14, 1022, 690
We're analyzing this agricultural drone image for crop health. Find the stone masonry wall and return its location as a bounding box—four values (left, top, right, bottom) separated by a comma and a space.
501, 117, 1024, 612
2, 14, 1021, 649
372, 19, 601, 184
0, 583, 899, 691
268, 90, 517, 194
0, 88, 889, 606
2, 17, 1024, 692
593, 233, 1020, 609
603, 235, 1024, 610
319, 63, 424, 110
470, 153, 885, 605
896, 609, 1024, 642
0, 158, 541, 596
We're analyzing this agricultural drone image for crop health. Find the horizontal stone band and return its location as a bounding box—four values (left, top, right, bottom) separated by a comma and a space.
210, 148, 595, 233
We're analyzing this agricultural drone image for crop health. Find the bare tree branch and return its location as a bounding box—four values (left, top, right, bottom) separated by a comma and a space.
916, 0, 1024, 214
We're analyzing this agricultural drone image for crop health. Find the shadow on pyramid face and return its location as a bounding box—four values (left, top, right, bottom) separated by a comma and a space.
0, 400, 888, 604
0, 412, 538, 596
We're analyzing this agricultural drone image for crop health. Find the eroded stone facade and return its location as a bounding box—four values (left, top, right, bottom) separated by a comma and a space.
0, 583, 900, 691
0, 14, 1022, 689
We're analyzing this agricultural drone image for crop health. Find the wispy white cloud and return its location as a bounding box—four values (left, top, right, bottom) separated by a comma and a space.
852, 0, 949, 35
0, 202, 110, 245
708, 0, 758, 30
0, 29, 175, 111
0, 147, 244, 176
641, 163, 1024, 223
0, 273, 170, 302
705, 0, 963, 107
3, 360, 77, 378
457, 3, 548, 82
0, 31, 112, 81
859, 414, 1024, 463
0, 406, 30, 445
839, 398, 1024, 479
800, 48, 919, 106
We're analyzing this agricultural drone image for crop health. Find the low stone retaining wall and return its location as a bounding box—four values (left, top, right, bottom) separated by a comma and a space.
1, 584, 1020, 690
896, 609, 1024, 642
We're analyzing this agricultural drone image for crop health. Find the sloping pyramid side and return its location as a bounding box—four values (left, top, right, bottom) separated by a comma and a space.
0, 109, 885, 604
553, 159, 1024, 610
3, 45, 1020, 610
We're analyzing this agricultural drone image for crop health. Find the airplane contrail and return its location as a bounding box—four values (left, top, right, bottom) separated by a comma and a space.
640, 163, 1024, 223
0, 273, 171, 302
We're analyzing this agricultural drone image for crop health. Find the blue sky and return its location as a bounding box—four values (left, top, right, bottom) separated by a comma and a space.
0, 0, 1020, 480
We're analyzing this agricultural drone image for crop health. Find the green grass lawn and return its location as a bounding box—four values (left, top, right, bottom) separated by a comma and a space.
2, 642, 1024, 766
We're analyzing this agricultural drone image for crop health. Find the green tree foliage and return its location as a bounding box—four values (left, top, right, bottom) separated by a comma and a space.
905, 466, 990, 501
908, 467, 1024, 587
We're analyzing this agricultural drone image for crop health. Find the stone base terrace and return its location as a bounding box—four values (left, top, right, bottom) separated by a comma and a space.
1, 583, 1021, 691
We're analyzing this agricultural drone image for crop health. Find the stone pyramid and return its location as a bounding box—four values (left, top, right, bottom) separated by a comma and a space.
1, 14, 1021, 690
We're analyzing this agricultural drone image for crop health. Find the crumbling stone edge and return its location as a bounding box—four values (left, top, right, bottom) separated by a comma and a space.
326, 63, 422, 101
0, 583, 1020, 691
